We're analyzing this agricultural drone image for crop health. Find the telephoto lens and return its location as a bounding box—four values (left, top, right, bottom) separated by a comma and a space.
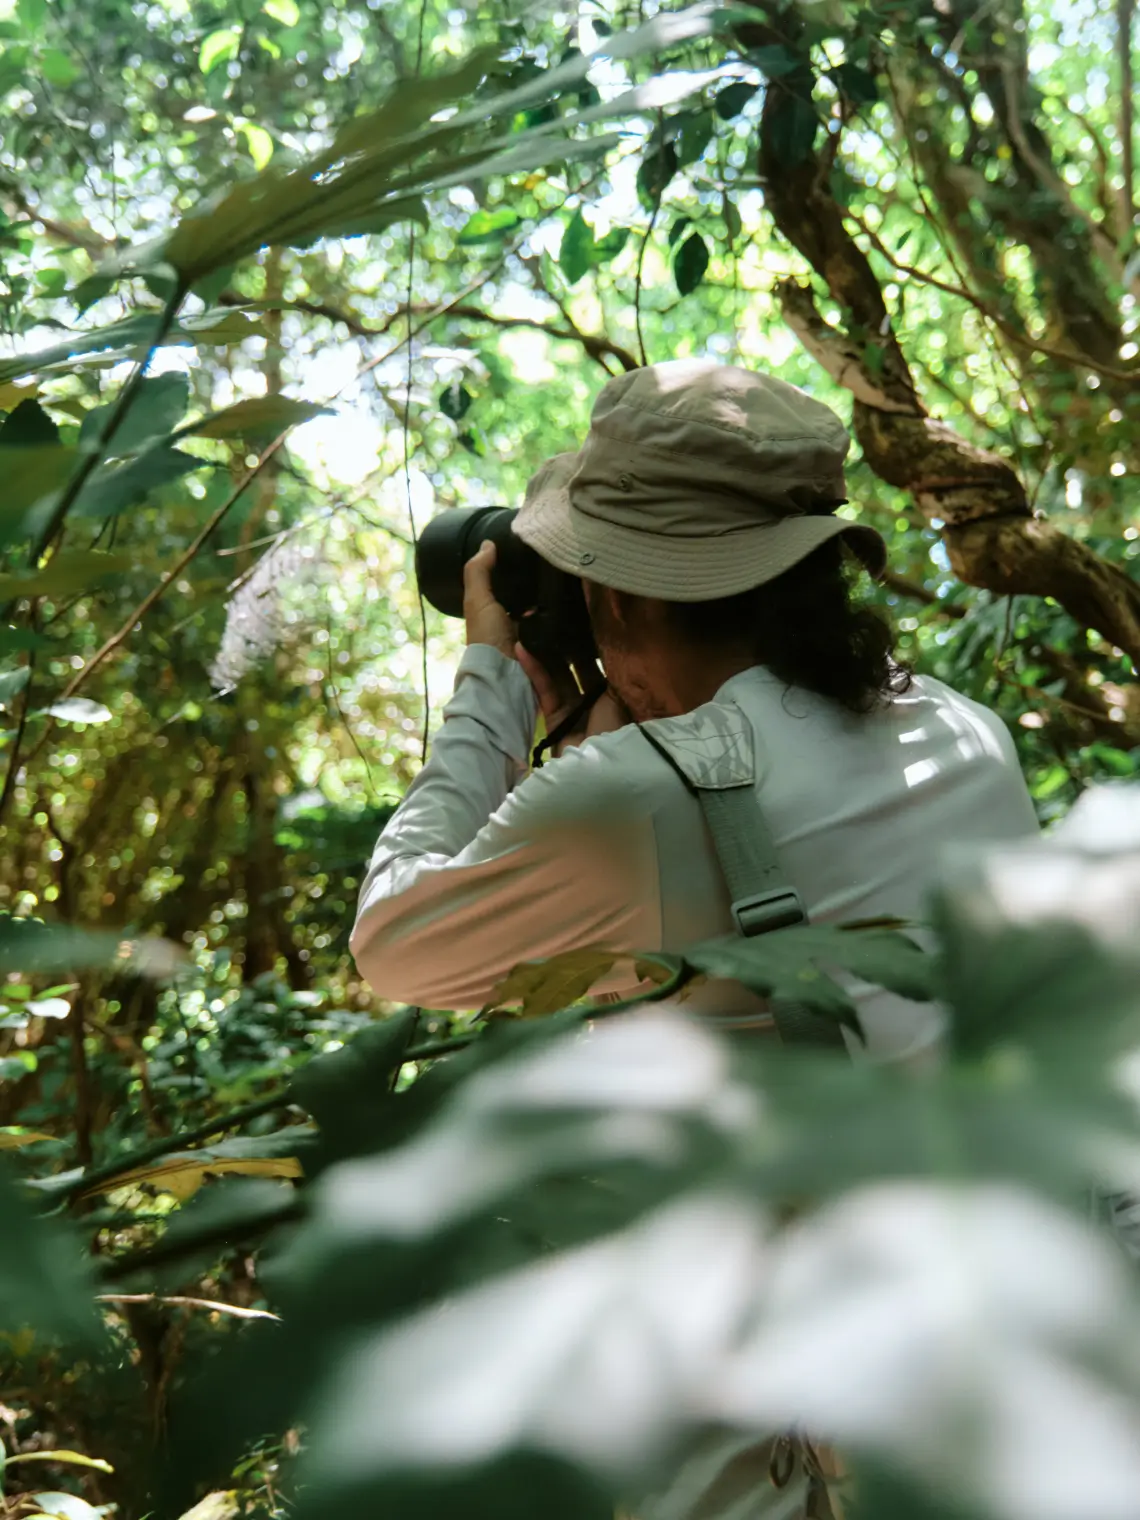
414, 506, 599, 675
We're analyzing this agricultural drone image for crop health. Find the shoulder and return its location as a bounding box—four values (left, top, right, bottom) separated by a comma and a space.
904, 673, 1021, 759
504, 718, 701, 830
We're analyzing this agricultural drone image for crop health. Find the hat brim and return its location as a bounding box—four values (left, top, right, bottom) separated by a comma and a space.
514, 481, 887, 601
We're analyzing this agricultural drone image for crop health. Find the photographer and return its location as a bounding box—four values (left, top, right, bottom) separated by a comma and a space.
350, 360, 1038, 1060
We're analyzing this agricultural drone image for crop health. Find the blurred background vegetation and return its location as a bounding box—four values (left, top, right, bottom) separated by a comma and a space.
1, 0, 1139, 1512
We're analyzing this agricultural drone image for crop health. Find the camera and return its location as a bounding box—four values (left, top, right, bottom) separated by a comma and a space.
414, 506, 600, 675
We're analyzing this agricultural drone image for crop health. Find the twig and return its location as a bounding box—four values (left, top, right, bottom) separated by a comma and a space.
881, 570, 967, 618
55, 434, 290, 705
634, 197, 661, 367
96, 1293, 280, 1322
428, 300, 639, 373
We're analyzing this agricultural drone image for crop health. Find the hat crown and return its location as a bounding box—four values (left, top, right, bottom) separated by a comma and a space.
512, 359, 886, 601
577, 359, 850, 519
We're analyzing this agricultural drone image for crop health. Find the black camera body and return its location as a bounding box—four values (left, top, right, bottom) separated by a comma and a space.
414, 506, 599, 675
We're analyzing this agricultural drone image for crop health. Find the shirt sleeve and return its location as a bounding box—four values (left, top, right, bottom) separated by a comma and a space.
350, 646, 661, 1010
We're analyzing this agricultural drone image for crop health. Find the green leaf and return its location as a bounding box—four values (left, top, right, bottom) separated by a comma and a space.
764, 88, 819, 166
559, 209, 592, 284
0, 627, 50, 655
191, 395, 330, 440
0, 913, 177, 978
683, 923, 934, 1032
0, 549, 129, 601
667, 214, 693, 248
673, 230, 710, 295
292, 1008, 420, 1166
71, 445, 203, 522
37, 698, 111, 725
723, 194, 742, 243
0, 1163, 103, 1346
0, 397, 59, 447
0, 447, 77, 533
593, 225, 628, 261
439, 380, 472, 420
238, 121, 275, 171
834, 60, 878, 105
0, 311, 189, 387
0, 667, 29, 707
7, 1453, 114, 1475
263, 0, 300, 22
561, 209, 627, 283
199, 26, 241, 74
750, 42, 805, 78
0, 43, 29, 98
70, 274, 116, 315
636, 140, 678, 208
457, 208, 522, 246
714, 80, 758, 119
77, 373, 191, 458
0, 1127, 54, 1149
40, 47, 78, 86
672, 109, 715, 167
14, 0, 45, 30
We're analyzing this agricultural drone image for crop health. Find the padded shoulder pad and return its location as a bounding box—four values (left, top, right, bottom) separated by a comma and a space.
640, 699, 754, 791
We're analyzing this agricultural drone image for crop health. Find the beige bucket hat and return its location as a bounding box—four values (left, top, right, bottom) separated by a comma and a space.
513, 358, 886, 601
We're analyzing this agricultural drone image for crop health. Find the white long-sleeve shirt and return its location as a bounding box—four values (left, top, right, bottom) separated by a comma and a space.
351, 646, 1039, 1061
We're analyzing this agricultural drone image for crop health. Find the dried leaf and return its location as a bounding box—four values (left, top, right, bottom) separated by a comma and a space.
483, 948, 626, 1018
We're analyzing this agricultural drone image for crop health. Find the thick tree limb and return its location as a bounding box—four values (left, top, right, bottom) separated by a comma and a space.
775, 275, 1140, 666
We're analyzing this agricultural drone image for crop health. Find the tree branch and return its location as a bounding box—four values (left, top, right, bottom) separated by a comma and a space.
422, 301, 640, 373
1119, 0, 1136, 245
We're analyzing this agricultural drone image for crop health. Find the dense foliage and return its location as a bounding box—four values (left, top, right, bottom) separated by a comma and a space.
2, 0, 1139, 1514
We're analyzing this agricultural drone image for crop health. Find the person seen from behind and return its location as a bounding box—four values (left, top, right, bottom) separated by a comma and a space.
350, 359, 1039, 1060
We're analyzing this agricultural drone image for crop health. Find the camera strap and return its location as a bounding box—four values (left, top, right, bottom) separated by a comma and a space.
638, 723, 847, 1053
530, 681, 608, 771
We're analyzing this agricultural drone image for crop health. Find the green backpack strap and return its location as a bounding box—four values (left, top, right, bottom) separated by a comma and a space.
639, 712, 847, 1053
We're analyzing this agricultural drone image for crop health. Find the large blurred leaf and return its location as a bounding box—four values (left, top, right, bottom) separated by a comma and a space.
101, 7, 731, 283
682, 923, 933, 1033
0, 1164, 102, 1345
71, 444, 204, 521
0, 397, 58, 446
77, 372, 190, 458
0, 310, 268, 387
0, 913, 180, 977
0, 549, 130, 600
0, 446, 79, 532
190, 394, 330, 441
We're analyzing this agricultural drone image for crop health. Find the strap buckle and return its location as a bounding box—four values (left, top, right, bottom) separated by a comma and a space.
732, 888, 806, 938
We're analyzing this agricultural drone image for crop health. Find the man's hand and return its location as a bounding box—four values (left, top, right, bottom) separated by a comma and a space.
463, 540, 517, 659
516, 643, 630, 759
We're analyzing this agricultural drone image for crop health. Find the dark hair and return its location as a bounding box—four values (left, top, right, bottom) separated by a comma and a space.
666, 539, 910, 715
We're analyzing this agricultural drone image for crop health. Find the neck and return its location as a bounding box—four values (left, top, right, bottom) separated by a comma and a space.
616, 642, 758, 720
